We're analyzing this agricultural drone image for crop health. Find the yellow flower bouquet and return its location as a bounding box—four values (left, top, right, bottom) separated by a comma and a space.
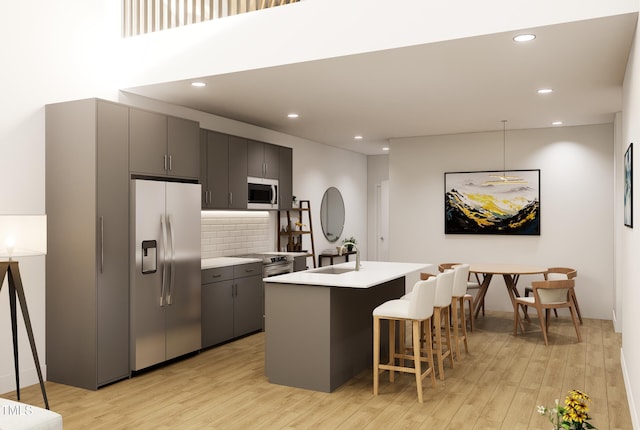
537, 389, 596, 429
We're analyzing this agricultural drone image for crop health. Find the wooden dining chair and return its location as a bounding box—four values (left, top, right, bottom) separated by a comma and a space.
514, 279, 582, 345
524, 267, 581, 323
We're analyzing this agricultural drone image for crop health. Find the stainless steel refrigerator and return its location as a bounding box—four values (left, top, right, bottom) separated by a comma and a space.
130, 179, 201, 371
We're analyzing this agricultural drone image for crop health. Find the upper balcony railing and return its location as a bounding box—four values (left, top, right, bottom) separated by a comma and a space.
123, 0, 300, 37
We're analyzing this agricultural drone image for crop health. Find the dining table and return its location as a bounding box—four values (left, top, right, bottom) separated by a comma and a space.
469, 263, 548, 319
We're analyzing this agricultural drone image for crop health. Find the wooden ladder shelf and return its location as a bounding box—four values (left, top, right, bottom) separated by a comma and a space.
277, 200, 316, 268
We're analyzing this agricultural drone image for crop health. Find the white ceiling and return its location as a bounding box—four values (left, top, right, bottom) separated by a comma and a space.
124, 13, 638, 155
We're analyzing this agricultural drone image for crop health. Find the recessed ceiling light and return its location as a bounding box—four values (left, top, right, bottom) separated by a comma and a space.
382, 147, 390, 151
191, 82, 206, 87
552, 121, 563, 126
287, 113, 299, 118
354, 135, 363, 140
537, 88, 553, 94
513, 34, 536, 42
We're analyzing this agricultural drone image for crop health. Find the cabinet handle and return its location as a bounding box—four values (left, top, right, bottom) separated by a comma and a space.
100, 216, 104, 273
164, 154, 168, 171
208, 191, 212, 205
211, 273, 222, 278
168, 155, 173, 171
229, 192, 233, 206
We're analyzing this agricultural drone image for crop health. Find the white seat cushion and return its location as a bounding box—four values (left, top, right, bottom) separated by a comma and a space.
516, 296, 535, 305
373, 299, 411, 319
0, 398, 62, 430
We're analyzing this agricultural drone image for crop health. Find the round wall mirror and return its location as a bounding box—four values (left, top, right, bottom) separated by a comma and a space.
320, 187, 345, 243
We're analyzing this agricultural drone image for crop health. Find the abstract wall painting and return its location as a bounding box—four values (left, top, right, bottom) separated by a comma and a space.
444, 169, 540, 235
624, 143, 633, 228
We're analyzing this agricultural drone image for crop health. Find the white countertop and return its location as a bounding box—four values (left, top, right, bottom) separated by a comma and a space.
261, 251, 310, 257
263, 261, 433, 289
201, 257, 262, 270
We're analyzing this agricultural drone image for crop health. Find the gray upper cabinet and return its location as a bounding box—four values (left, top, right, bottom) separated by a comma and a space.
248, 140, 280, 179
168, 116, 200, 179
279, 146, 293, 210
130, 108, 199, 179
201, 130, 291, 210
200, 130, 248, 209
201, 130, 230, 209
46, 99, 130, 390
229, 136, 248, 209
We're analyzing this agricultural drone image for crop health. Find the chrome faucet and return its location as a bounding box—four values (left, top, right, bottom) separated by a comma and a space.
339, 242, 361, 271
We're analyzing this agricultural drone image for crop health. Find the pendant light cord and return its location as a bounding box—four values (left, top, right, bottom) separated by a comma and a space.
502, 119, 507, 176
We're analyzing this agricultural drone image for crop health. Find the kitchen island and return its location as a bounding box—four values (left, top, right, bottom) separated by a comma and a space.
263, 261, 431, 392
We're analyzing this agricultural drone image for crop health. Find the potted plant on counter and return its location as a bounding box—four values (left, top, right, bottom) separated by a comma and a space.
342, 236, 357, 252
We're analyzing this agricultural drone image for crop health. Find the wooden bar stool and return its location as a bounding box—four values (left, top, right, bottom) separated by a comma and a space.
450, 264, 470, 360
373, 277, 437, 403
430, 269, 455, 379
439, 262, 478, 329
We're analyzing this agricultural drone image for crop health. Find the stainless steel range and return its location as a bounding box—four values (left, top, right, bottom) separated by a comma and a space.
237, 252, 294, 278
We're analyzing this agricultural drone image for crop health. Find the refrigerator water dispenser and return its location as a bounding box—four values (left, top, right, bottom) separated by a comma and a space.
142, 240, 157, 274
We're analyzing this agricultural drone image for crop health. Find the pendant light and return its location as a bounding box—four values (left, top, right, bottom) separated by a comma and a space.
484, 120, 526, 185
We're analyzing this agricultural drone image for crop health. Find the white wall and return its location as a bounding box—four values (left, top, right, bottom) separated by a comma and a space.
388, 124, 614, 319
289, 138, 368, 259
621, 13, 640, 429
367, 155, 390, 259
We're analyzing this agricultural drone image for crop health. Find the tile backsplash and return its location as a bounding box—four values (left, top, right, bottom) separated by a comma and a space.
201, 211, 272, 258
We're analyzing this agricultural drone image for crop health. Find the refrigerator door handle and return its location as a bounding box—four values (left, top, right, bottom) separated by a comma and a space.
160, 215, 168, 307
167, 214, 176, 305
99, 216, 104, 273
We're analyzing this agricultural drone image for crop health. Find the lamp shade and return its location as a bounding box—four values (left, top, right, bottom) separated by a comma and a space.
0, 215, 47, 258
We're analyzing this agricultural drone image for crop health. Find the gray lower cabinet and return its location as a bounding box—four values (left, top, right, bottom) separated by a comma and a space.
45, 98, 130, 390
130, 108, 200, 179
294, 255, 307, 272
201, 262, 262, 348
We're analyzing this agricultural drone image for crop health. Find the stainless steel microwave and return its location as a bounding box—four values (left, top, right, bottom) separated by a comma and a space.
247, 177, 279, 210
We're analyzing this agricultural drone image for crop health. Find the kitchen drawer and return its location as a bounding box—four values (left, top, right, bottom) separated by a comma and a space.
234, 262, 262, 279
201, 266, 233, 284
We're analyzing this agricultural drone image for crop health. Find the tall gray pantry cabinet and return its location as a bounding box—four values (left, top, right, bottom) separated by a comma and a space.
46, 99, 130, 390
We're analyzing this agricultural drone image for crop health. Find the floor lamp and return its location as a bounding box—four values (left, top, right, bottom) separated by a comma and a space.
0, 215, 48, 409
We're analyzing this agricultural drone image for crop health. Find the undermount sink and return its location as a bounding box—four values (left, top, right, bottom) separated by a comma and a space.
313, 266, 355, 275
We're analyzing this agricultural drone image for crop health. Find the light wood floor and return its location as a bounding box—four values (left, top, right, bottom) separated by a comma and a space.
3, 311, 631, 429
